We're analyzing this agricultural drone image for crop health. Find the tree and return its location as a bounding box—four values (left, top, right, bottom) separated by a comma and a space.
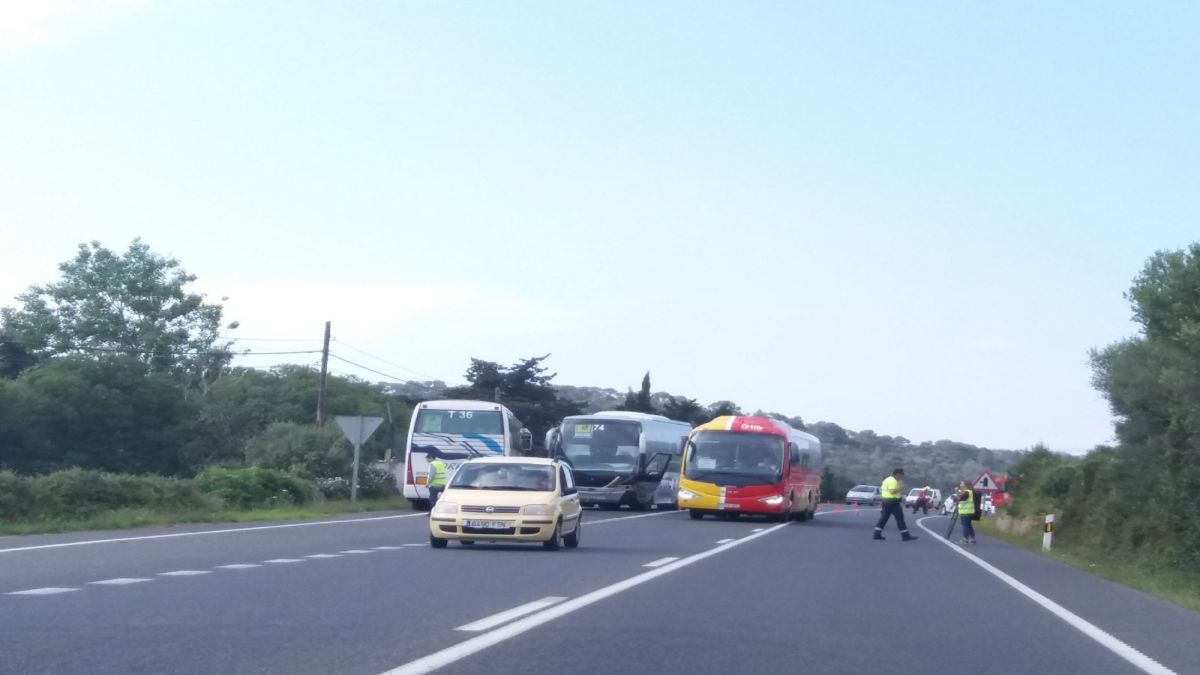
0, 332, 37, 378
0, 240, 237, 392
707, 400, 742, 418
662, 395, 707, 426
618, 372, 656, 413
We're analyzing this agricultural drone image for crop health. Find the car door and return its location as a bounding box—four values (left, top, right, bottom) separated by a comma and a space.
559, 465, 582, 531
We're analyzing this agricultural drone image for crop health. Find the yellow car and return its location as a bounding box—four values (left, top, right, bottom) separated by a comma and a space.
428, 457, 583, 550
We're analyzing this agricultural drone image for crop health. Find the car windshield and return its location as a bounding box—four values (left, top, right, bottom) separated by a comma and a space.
683, 431, 784, 486
560, 419, 641, 474
415, 410, 503, 435
449, 463, 555, 491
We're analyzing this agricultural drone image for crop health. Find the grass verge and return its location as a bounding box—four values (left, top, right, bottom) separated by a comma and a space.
975, 518, 1200, 612
0, 497, 412, 536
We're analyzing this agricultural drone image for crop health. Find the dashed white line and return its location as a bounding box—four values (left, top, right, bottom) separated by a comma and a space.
89, 578, 152, 585
716, 538, 735, 544
7, 587, 78, 595
751, 528, 764, 532
263, 558, 305, 564
340, 550, 373, 554
373, 546, 403, 550
916, 517, 1175, 675
217, 564, 262, 570
403, 544, 428, 548
455, 597, 568, 632
306, 554, 343, 559
379, 522, 792, 675
158, 570, 210, 577
643, 557, 679, 568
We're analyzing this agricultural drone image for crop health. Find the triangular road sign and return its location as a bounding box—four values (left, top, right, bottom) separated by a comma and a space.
335, 415, 384, 446
974, 471, 999, 492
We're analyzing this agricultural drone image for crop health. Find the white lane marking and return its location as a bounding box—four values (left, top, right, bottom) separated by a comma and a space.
916, 517, 1175, 675
404, 544, 428, 548
7, 587, 78, 595
0, 513, 424, 554
340, 549, 373, 554
455, 597, 568, 632
158, 570, 210, 576
263, 558, 305, 564
715, 538, 735, 544
217, 564, 262, 570
373, 546, 403, 550
643, 557, 679, 568
306, 554, 343, 559
751, 528, 764, 532
88, 578, 152, 585
587, 510, 678, 524
380, 522, 791, 675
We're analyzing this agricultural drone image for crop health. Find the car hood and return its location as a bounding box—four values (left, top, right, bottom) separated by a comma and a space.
441, 488, 554, 508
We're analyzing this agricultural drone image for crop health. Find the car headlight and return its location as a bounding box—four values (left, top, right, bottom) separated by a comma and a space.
759, 494, 784, 506
522, 504, 549, 515
678, 488, 698, 501
432, 501, 458, 515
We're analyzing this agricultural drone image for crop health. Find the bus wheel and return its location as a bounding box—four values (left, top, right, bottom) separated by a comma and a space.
689, 510, 704, 520
795, 508, 809, 522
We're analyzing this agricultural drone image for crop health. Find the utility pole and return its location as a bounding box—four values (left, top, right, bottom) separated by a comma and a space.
494, 386, 501, 403
317, 321, 331, 425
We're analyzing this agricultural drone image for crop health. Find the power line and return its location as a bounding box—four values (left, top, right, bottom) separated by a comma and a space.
327, 352, 413, 384
0, 338, 320, 357
330, 338, 440, 380
231, 337, 322, 343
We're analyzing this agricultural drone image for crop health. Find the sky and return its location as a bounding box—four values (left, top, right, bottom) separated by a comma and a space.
1, 1, 1197, 452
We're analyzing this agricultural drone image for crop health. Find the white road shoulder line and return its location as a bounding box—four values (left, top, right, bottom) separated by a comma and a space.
643, 557, 679, 568
217, 564, 262, 569
380, 521, 790, 675
7, 587, 78, 595
159, 570, 210, 576
916, 517, 1175, 675
264, 558, 305, 564
0, 513, 424, 554
455, 597, 568, 632
587, 510, 677, 524
89, 578, 152, 585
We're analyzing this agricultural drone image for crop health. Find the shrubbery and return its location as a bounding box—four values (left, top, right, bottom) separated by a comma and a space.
0, 468, 213, 521
192, 467, 313, 509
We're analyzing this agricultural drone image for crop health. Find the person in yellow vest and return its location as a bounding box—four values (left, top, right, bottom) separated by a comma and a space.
426, 453, 448, 507
873, 468, 918, 541
955, 480, 977, 544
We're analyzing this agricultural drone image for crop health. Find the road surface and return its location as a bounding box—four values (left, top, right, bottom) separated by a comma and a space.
1, 506, 1197, 675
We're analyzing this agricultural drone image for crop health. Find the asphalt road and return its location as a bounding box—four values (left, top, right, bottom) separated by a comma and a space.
1, 506, 1197, 675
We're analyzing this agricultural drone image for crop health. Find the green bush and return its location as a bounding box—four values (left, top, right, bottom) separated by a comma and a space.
193, 466, 313, 508
244, 422, 350, 478
0, 468, 211, 521
355, 466, 398, 499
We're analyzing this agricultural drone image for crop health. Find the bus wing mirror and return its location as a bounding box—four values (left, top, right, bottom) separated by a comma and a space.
520, 428, 533, 453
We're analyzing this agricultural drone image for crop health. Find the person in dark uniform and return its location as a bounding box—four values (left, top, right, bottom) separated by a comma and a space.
873, 468, 918, 542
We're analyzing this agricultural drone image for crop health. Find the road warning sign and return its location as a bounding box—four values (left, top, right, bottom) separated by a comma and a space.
973, 471, 999, 492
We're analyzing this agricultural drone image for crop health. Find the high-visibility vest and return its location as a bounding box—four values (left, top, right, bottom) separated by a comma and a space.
428, 460, 448, 487
881, 476, 902, 500
957, 488, 975, 515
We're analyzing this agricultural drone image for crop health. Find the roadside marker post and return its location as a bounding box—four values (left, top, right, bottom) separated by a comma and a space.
1043, 514, 1055, 552
335, 415, 384, 502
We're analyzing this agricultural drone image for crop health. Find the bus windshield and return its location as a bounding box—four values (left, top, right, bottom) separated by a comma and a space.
684, 430, 784, 485
561, 420, 641, 474
415, 410, 503, 435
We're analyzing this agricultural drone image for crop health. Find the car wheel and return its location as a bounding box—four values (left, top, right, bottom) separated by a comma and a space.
429, 533, 448, 549
563, 517, 581, 549
689, 509, 704, 520
543, 521, 562, 550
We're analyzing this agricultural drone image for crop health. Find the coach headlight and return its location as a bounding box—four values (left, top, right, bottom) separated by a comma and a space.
678, 488, 698, 501
758, 494, 785, 506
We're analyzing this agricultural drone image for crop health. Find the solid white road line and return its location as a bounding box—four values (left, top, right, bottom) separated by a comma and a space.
916, 517, 1175, 675
263, 558, 305, 564
158, 570, 210, 577
587, 510, 678, 524
380, 521, 791, 675
0, 513, 425, 554
217, 564, 262, 569
455, 597, 569, 632
7, 587, 78, 595
306, 554, 343, 559
340, 550, 373, 554
643, 557, 679, 568
88, 578, 152, 585
715, 538, 735, 544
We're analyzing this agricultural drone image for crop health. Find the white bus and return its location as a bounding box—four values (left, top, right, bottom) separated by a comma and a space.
546, 411, 691, 511
403, 400, 532, 510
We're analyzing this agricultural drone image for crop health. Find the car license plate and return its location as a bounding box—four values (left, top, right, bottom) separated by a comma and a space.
722, 503, 741, 510
465, 520, 511, 529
